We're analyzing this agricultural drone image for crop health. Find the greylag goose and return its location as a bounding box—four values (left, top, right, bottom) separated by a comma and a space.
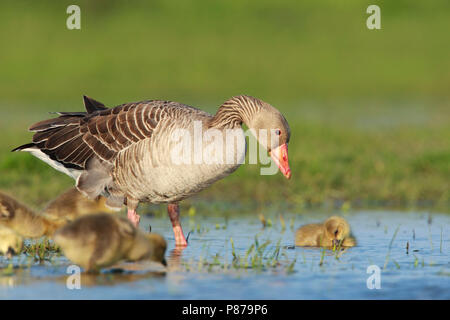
53, 213, 167, 272
0, 188, 116, 238
0, 225, 23, 257
295, 216, 356, 247
14, 95, 291, 246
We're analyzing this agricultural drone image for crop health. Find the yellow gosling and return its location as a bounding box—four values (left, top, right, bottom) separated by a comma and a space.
0, 191, 59, 238
295, 216, 356, 248
0, 188, 120, 239
43, 187, 120, 221
53, 213, 167, 272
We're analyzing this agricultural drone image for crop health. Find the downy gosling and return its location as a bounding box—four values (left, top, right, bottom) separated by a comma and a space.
0, 191, 60, 238
43, 187, 120, 222
295, 216, 356, 248
53, 213, 167, 272
0, 187, 120, 238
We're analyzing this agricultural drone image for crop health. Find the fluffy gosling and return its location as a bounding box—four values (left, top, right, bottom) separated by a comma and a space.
43, 187, 120, 222
295, 216, 356, 248
0, 191, 60, 238
53, 213, 167, 272
0, 188, 119, 238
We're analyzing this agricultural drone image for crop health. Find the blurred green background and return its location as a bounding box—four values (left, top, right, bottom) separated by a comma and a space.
0, 0, 448, 212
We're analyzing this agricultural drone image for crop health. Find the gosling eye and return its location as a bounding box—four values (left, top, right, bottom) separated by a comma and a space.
334, 230, 339, 237
275, 129, 281, 136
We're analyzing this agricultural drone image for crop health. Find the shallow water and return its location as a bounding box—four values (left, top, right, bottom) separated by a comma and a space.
0, 210, 449, 299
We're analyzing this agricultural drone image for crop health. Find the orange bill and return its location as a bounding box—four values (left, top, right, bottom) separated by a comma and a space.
269, 143, 291, 179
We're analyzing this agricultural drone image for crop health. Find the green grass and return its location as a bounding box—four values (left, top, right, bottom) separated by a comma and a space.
179, 236, 295, 274
384, 225, 400, 270
0, 1, 449, 211
23, 239, 61, 263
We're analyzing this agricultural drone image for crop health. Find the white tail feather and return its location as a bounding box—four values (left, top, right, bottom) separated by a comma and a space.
21, 147, 81, 180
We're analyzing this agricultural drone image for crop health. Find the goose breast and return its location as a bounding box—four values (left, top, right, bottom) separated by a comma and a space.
113, 116, 247, 203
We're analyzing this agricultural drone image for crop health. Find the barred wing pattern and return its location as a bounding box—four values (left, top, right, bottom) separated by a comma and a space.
15, 98, 204, 173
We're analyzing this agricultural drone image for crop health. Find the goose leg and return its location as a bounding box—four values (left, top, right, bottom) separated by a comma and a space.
126, 198, 140, 228
167, 203, 187, 247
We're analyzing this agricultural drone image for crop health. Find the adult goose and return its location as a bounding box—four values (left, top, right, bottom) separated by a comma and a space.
14, 95, 291, 246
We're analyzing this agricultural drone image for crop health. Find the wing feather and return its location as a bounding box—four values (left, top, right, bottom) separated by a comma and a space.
14, 98, 209, 176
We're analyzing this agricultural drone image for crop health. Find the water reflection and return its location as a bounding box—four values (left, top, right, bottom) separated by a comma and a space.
74, 270, 166, 287
167, 247, 186, 271
0, 258, 167, 288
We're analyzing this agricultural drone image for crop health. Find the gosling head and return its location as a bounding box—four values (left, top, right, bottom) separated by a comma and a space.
324, 216, 351, 247
145, 233, 167, 266
127, 232, 167, 266
0, 193, 16, 223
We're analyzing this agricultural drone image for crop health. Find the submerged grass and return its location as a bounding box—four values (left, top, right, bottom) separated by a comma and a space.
383, 225, 400, 270
180, 236, 296, 274
23, 239, 61, 263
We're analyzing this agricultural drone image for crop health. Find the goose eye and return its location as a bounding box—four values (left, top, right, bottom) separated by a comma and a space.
275, 129, 281, 136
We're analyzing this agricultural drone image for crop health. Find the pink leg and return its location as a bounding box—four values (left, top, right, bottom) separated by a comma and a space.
126, 198, 140, 228
168, 203, 187, 247
127, 209, 140, 228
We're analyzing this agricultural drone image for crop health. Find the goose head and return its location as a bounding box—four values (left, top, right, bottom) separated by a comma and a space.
212, 95, 292, 179
247, 102, 291, 179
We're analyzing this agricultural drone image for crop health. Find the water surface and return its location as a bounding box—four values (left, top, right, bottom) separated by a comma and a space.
0, 210, 448, 299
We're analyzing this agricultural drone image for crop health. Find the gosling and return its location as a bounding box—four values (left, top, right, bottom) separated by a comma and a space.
0, 225, 23, 258
43, 187, 120, 222
0, 188, 120, 238
0, 191, 59, 238
295, 216, 356, 248
53, 213, 167, 272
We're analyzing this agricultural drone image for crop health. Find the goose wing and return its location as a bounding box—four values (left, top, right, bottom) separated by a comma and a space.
13, 96, 197, 175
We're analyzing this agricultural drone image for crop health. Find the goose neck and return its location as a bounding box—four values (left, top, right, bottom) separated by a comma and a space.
209, 95, 260, 129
